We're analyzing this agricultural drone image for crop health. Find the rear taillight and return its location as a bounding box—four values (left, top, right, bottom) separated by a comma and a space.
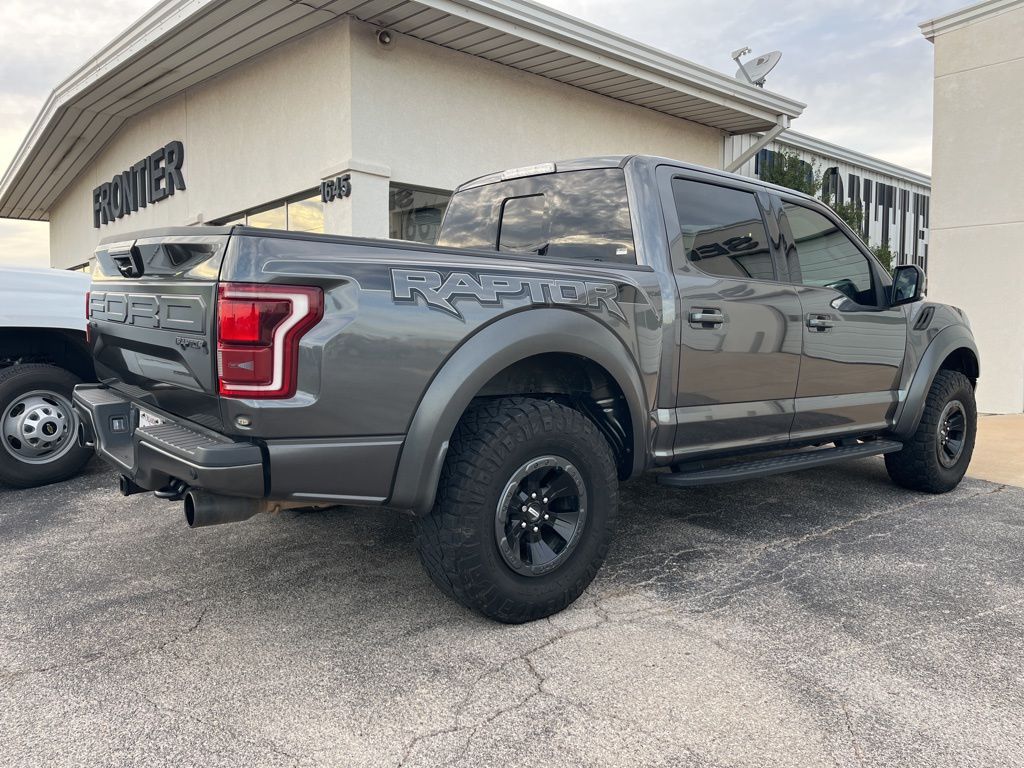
216, 283, 323, 399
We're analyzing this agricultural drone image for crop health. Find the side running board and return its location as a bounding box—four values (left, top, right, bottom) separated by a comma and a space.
657, 439, 903, 488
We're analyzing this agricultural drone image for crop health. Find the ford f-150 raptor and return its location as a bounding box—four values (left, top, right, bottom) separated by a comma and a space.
73, 156, 979, 623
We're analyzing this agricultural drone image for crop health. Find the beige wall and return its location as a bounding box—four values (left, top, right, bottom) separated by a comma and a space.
928, 3, 1024, 413
346, 20, 721, 192
49, 16, 722, 265
49, 20, 352, 268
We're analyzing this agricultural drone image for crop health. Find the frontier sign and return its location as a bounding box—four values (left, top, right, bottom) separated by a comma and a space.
92, 140, 186, 228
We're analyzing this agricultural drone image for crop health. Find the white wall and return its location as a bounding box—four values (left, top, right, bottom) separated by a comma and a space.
928, 3, 1024, 413
48, 20, 352, 268
48, 15, 723, 265
346, 19, 722, 193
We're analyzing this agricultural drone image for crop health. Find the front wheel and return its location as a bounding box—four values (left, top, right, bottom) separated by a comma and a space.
0, 364, 93, 488
885, 370, 977, 493
414, 397, 618, 623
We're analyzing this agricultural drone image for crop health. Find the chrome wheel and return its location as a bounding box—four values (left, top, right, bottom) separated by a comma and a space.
2, 390, 78, 465
495, 455, 588, 577
937, 399, 967, 469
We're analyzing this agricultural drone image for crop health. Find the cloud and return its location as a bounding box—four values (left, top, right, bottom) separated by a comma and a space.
542, 0, 965, 174
0, 0, 158, 268
0, 221, 49, 268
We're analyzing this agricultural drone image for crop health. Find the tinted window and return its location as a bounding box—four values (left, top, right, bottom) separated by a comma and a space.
499, 195, 548, 253
671, 179, 774, 280
437, 168, 635, 263
783, 203, 874, 304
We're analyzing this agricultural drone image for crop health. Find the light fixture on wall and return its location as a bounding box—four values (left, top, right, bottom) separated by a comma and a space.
376, 29, 395, 48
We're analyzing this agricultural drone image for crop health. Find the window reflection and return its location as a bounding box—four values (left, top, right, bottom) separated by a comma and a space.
390, 185, 451, 244
498, 195, 548, 253
245, 205, 286, 230
214, 190, 323, 233
672, 179, 774, 280
783, 203, 874, 304
287, 195, 324, 233
437, 168, 635, 263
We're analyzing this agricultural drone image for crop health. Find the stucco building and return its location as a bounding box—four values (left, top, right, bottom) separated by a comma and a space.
922, 0, 1024, 413
0, 0, 805, 269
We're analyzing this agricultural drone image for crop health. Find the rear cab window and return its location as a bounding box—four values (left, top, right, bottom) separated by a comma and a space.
437, 168, 636, 264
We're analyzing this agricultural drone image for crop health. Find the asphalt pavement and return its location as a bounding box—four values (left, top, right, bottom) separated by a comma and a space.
2, 457, 1022, 767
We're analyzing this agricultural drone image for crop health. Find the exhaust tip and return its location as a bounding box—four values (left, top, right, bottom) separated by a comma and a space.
119, 474, 146, 497
183, 490, 265, 528
77, 423, 94, 448
184, 491, 198, 528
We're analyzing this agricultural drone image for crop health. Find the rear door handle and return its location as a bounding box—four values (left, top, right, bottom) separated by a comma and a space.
806, 313, 834, 332
688, 309, 725, 328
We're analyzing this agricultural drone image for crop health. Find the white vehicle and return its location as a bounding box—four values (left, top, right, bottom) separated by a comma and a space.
0, 267, 94, 487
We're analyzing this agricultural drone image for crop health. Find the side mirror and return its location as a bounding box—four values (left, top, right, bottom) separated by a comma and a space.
890, 264, 926, 306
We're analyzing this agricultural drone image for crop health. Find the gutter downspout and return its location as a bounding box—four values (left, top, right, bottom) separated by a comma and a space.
725, 115, 790, 173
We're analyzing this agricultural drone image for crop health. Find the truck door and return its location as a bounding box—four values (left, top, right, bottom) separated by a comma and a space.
658, 168, 802, 459
772, 195, 907, 439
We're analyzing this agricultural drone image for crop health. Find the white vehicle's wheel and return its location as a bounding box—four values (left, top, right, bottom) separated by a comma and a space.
0, 364, 92, 488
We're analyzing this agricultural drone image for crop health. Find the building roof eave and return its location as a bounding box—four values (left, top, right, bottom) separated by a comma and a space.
920, 0, 1023, 40
0, 0, 806, 222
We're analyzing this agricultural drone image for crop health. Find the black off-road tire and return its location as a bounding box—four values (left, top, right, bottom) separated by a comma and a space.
414, 397, 618, 623
885, 370, 977, 493
0, 364, 92, 488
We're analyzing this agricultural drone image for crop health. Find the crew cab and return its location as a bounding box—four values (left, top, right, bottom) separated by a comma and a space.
73, 156, 979, 623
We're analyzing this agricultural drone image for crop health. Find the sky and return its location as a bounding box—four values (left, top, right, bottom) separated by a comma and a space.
0, 0, 964, 268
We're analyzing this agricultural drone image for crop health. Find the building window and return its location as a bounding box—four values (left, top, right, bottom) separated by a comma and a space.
213, 191, 324, 233
390, 184, 450, 244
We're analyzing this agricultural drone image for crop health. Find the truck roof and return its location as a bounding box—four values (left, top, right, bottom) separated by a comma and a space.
455, 154, 820, 204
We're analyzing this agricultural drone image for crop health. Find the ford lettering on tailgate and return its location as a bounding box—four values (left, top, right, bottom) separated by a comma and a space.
88, 292, 206, 332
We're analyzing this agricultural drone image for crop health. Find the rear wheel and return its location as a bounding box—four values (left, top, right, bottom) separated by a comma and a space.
414, 397, 618, 623
0, 364, 92, 488
885, 370, 977, 493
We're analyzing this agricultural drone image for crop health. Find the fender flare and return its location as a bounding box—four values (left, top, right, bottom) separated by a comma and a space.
892, 324, 979, 440
387, 309, 649, 515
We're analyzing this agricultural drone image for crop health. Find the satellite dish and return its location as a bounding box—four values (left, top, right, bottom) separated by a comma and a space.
734, 50, 782, 87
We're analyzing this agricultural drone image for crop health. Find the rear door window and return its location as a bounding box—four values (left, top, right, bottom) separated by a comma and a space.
671, 178, 775, 280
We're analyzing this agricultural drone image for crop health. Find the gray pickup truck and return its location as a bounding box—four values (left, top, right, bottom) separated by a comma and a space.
74, 156, 979, 623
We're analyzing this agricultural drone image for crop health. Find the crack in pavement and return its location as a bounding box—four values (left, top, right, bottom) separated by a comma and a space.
840, 701, 866, 766
0, 603, 211, 687
132, 687, 311, 767
396, 608, 612, 766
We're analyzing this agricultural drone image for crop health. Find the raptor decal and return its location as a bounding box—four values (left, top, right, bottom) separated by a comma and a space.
391, 268, 629, 322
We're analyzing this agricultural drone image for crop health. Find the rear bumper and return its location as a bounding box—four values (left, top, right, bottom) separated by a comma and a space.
73, 384, 265, 498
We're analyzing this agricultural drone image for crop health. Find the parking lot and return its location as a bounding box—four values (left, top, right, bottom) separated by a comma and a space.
2, 455, 1023, 767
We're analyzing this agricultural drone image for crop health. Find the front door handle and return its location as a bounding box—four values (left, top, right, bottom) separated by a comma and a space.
806, 313, 834, 332
688, 309, 725, 328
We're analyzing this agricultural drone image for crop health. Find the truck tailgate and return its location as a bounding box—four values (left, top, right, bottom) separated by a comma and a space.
87, 230, 229, 431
